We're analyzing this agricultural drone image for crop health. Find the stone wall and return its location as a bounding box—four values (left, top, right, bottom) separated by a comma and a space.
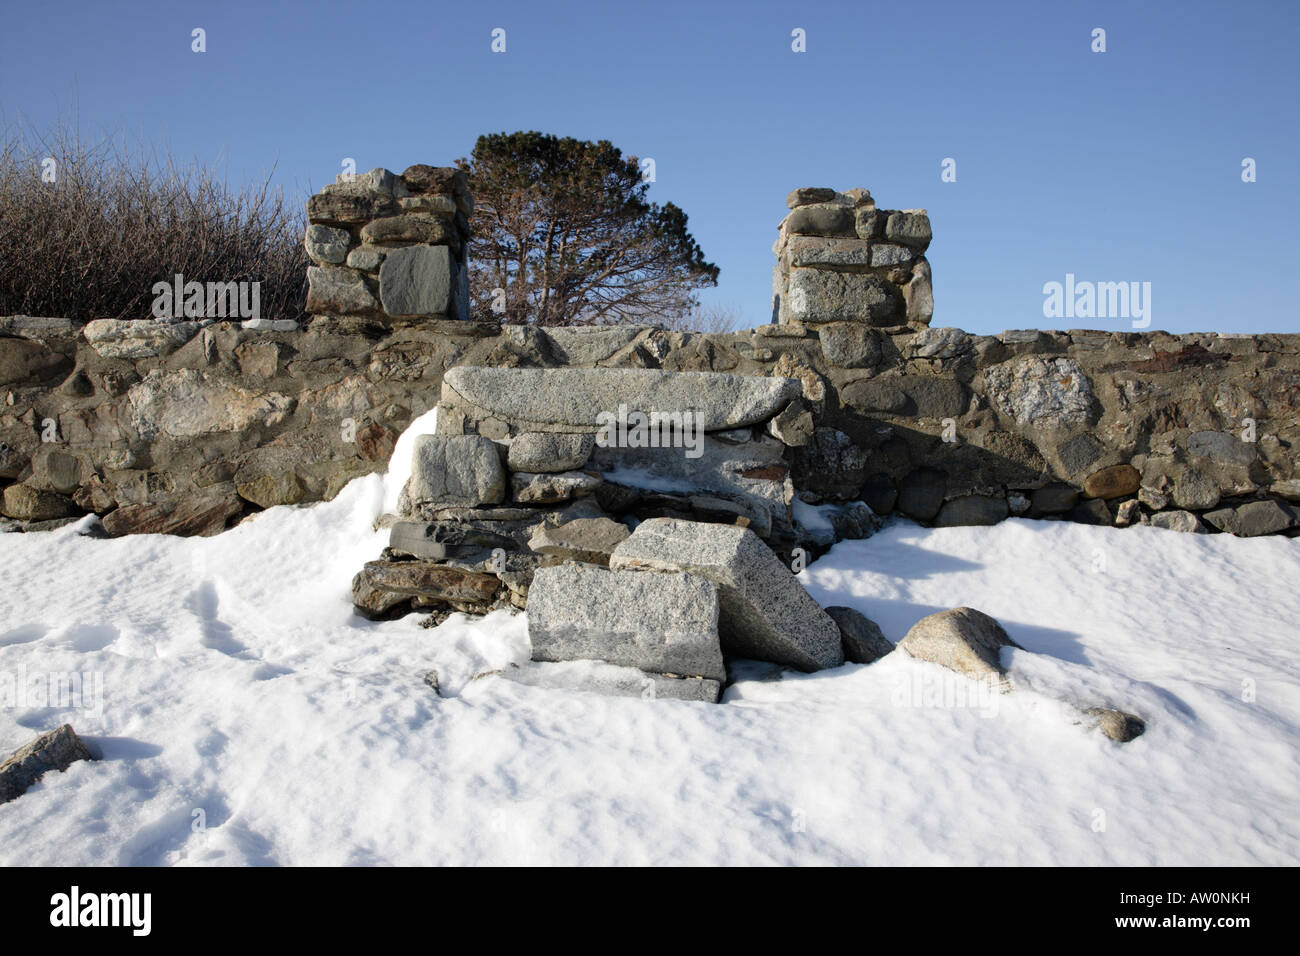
771, 188, 933, 328
2, 173, 1297, 542
305, 165, 472, 325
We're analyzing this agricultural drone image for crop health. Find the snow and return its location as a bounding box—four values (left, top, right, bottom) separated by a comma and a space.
2, 448, 1298, 864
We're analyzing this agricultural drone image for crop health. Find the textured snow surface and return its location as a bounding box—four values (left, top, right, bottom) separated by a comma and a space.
1, 462, 1297, 865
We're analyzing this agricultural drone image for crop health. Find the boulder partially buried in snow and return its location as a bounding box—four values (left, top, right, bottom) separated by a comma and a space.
609, 518, 844, 671
527, 563, 725, 682
442, 366, 800, 432
0, 724, 93, 805
825, 606, 894, 664
898, 607, 1022, 683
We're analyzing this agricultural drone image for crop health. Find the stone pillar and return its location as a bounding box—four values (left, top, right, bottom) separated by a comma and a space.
304, 165, 472, 323
770, 188, 932, 329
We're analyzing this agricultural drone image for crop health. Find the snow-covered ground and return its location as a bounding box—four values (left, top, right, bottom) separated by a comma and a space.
2, 442, 1298, 865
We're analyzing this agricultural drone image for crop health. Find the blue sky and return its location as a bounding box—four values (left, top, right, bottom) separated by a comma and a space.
2, 0, 1296, 334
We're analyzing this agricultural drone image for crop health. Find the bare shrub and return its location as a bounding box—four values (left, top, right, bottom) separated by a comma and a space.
0, 122, 307, 321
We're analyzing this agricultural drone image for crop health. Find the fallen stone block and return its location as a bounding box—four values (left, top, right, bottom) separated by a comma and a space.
609, 518, 844, 671
527, 563, 725, 682
0, 725, 94, 805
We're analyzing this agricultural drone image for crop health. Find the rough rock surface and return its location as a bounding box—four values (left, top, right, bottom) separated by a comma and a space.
0, 725, 93, 805
407, 435, 506, 508
527, 517, 630, 566
527, 564, 725, 682
610, 518, 844, 671
899, 607, 1022, 683
825, 606, 894, 664
443, 366, 800, 431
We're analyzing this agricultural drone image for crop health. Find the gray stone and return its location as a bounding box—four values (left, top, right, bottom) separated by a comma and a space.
83, 319, 210, 359
902, 259, 934, 325
934, 494, 1009, 527
443, 366, 801, 432
1148, 510, 1205, 533
498, 661, 721, 703
304, 224, 351, 265
898, 607, 1021, 683
542, 326, 642, 365
346, 247, 385, 271
512, 470, 602, 505
818, 323, 881, 368
791, 428, 870, 500
507, 433, 594, 473
0, 725, 93, 805
528, 517, 630, 565
785, 269, 899, 325
1056, 433, 1104, 476
842, 374, 968, 418
389, 519, 519, 559
379, 245, 455, 317
870, 243, 915, 267
1070, 497, 1114, 526
1186, 430, 1256, 466
1115, 499, 1142, 527
897, 467, 947, 521
908, 326, 971, 360
1084, 708, 1146, 743
983, 356, 1094, 428
527, 564, 725, 681
306, 266, 378, 314
32, 448, 80, 495
784, 236, 872, 268
862, 473, 897, 515
1138, 487, 1169, 511
407, 435, 506, 508
825, 606, 893, 664
1202, 499, 1298, 537
766, 400, 814, 446
885, 210, 932, 250
610, 518, 844, 671
1030, 484, 1080, 515
785, 187, 838, 209
784, 202, 855, 237
1172, 469, 1221, 511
